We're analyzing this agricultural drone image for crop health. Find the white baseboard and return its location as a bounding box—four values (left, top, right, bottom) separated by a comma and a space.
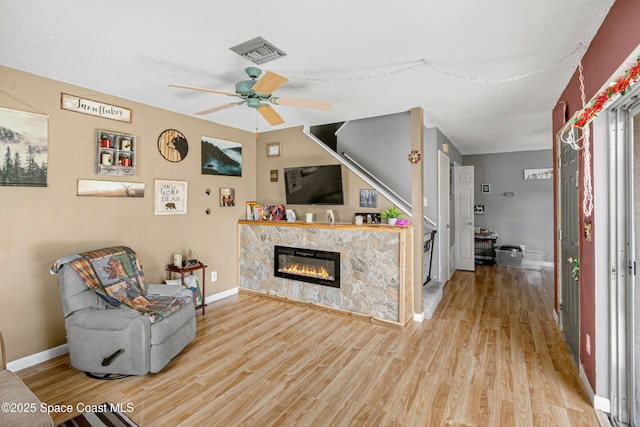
580, 363, 611, 413
7, 343, 68, 372
7, 288, 240, 372
204, 287, 238, 305
413, 312, 424, 322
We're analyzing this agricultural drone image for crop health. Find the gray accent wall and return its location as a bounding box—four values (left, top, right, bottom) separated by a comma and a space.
464, 149, 554, 262
336, 112, 412, 202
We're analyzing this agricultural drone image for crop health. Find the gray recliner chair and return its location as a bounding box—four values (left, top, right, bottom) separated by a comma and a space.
55, 251, 196, 377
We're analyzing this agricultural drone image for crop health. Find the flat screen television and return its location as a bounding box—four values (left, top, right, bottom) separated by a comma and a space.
284, 164, 344, 205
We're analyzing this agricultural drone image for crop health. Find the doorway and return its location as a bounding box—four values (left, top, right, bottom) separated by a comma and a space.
557, 128, 580, 365
608, 93, 640, 426
454, 165, 475, 271
632, 111, 639, 427
438, 151, 451, 283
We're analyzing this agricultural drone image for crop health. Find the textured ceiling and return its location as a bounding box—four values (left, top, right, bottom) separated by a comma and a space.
1, 1, 615, 154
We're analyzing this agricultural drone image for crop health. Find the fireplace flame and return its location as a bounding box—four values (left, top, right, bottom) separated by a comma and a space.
280, 263, 333, 280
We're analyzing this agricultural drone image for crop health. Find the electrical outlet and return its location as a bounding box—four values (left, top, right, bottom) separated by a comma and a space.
211, 271, 217, 282
586, 334, 591, 355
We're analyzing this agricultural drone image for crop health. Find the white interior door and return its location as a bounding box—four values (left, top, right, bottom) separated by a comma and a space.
455, 165, 475, 271
438, 151, 451, 283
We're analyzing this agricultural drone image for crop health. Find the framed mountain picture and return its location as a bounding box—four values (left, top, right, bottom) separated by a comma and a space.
0, 107, 48, 187
201, 136, 242, 176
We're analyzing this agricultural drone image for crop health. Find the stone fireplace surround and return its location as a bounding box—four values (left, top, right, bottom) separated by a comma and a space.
238, 221, 413, 329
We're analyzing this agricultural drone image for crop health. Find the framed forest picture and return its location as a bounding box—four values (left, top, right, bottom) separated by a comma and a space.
201, 136, 242, 176
0, 107, 48, 187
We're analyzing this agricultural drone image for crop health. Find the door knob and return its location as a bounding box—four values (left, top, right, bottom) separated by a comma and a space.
567, 257, 574, 263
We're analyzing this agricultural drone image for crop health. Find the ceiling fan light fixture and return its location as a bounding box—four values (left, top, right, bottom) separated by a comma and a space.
230, 36, 287, 65
247, 98, 262, 109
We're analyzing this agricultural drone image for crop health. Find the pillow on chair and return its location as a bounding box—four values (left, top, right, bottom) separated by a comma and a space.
166, 275, 202, 305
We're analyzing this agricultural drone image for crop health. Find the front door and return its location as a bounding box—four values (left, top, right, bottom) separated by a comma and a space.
558, 132, 580, 364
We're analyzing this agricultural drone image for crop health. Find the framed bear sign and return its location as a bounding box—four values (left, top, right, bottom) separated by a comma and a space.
154, 179, 188, 215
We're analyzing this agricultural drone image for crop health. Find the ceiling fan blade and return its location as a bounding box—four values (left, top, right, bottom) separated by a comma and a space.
273, 97, 333, 111
258, 105, 285, 126
252, 71, 289, 94
169, 83, 236, 96
195, 103, 241, 115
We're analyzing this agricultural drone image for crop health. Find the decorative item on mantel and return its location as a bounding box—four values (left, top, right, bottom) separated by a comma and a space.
381, 206, 403, 225
326, 209, 335, 225
355, 212, 381, 224
246, 202, 267, 220
270, 205, 285, 221
246, 201, 289, 221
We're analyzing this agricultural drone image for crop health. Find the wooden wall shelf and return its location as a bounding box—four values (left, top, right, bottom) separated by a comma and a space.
96, 129, 136, 176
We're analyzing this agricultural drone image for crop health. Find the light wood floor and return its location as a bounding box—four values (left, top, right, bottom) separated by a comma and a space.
19, 265, 603, 426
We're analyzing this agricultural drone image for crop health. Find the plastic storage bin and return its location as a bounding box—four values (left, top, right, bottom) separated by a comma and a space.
496, 247, 523, 267
520, 250, 545, 271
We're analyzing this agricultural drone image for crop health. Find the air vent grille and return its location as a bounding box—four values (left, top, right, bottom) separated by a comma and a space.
229, 36, 287, 65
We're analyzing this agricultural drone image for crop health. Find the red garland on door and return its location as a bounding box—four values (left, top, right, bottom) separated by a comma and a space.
574, 56, 640, 128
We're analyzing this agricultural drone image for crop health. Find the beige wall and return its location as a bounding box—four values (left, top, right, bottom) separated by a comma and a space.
0, 66, 400, 363
256, 126, 393, 223
0, 66, 255, 361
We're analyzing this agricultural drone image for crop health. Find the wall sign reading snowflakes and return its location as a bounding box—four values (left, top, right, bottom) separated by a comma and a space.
61, 93, 132, 123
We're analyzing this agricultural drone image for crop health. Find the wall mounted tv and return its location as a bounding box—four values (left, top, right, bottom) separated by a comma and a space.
284, 164, 344, 205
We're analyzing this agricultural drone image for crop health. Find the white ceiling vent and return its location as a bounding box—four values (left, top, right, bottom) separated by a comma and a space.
229, 36, 287, 65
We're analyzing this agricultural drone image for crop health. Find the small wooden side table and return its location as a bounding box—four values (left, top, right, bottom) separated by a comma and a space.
166, 262, 207, 314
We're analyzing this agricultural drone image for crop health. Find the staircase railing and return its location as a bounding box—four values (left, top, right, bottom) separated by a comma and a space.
341, 152, 411, 212
302, 128, 437, 228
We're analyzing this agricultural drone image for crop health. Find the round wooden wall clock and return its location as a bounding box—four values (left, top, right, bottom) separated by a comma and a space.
158, 129, 188, 162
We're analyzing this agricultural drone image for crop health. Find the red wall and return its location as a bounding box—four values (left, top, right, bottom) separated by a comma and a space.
552, 0, 640, 391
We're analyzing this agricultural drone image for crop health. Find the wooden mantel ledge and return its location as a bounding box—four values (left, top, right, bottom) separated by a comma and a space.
238, 220, 412, 232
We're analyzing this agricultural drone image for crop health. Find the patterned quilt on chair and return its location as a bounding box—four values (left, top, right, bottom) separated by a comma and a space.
54, 246, 189, 324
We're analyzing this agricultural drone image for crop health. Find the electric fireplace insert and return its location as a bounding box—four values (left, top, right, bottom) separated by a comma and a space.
274, 245, 340, 288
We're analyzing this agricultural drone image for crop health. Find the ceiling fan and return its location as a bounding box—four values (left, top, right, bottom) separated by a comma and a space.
169, 67, 332, 126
